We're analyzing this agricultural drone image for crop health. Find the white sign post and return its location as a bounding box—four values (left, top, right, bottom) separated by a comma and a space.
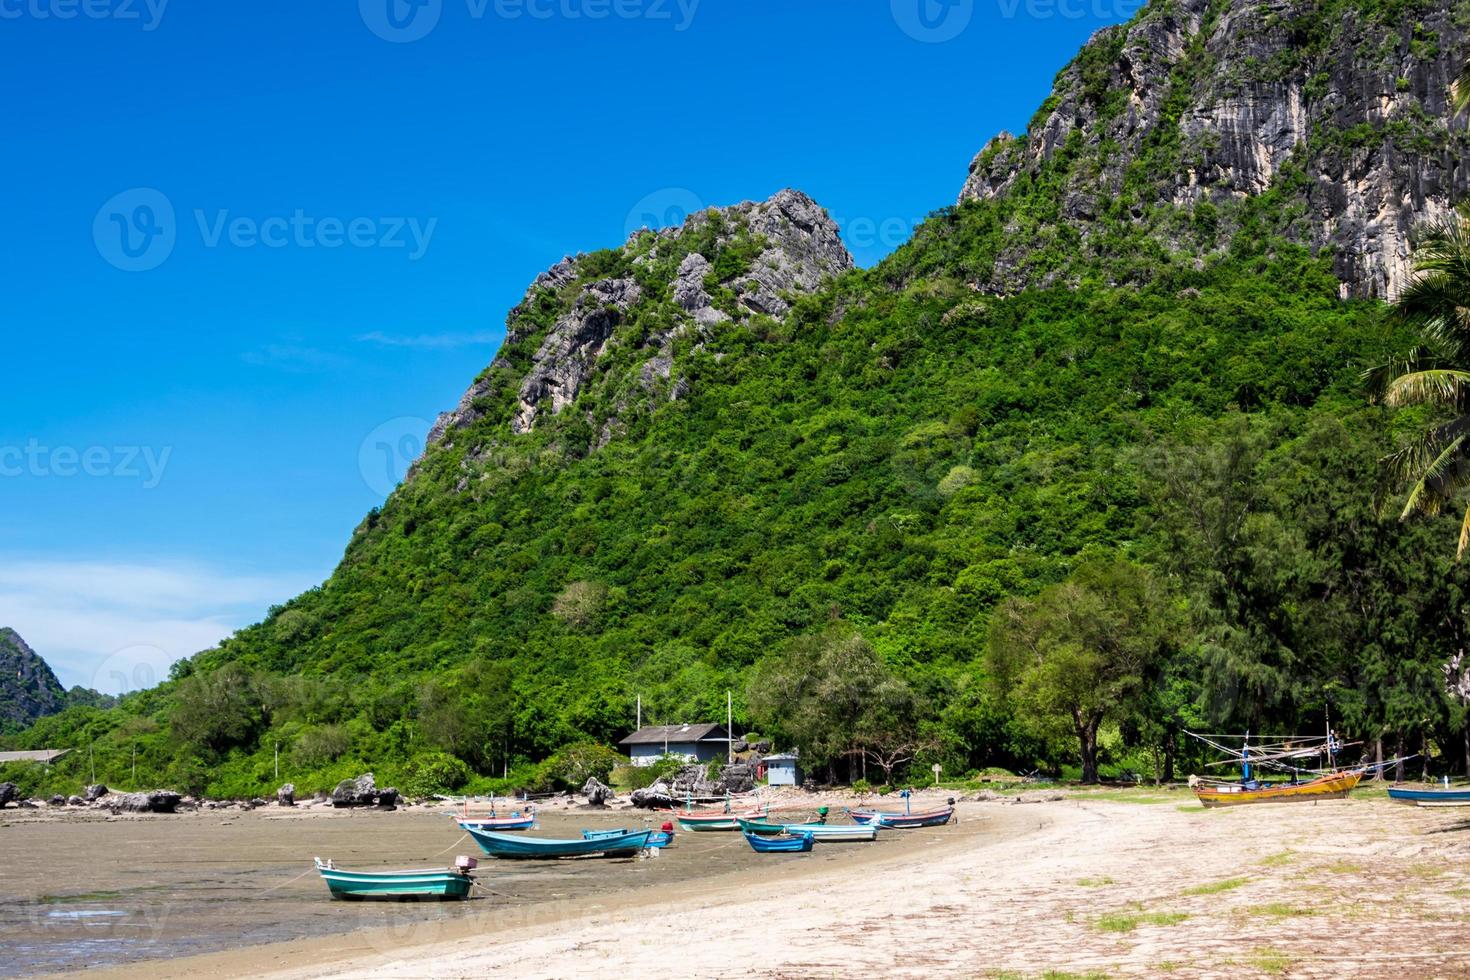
931, 763, 942, 786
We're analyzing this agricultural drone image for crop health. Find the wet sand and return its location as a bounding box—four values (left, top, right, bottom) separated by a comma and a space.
2, 795, 1013, 978
11, 793, 1470, 979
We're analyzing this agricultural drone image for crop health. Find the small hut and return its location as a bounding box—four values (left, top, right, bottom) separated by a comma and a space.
619, 724, 732, 768
764, 752, 801, 786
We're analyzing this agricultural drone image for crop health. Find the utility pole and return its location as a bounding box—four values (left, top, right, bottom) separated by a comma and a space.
132, 744, 137, 785
274, 741, 280, 781
636, 695, 641, 731
727, 691, 734, 764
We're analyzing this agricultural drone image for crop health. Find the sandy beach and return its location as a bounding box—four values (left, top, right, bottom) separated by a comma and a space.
10, 788, 1468, 980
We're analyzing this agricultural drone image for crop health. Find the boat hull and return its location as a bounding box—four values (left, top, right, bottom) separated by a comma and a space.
315, 863, 473, 900
782, 823, 878, 842
467, 827, 652, 859
1387, 786, 1470, 806
849, 806, 955, 828
1193, 772, 1362, 808
458, 815, 536, 832
743, 831, 814, 853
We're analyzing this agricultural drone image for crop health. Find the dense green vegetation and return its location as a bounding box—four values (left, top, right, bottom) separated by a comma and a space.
8, 0, 1470, 798
7, 215, 1467, 798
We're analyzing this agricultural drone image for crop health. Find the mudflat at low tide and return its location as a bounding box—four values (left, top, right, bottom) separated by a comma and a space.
0, 797, 999, 977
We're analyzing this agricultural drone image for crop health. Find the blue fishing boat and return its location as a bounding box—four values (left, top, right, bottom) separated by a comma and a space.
780, 822, 878, 842
314, 857, 475, 900
849, 806, 954, 829
468, 826, 652, 860
743, 830, 814, 853
1388, 785, 1470, 806
584, 823, 677, 848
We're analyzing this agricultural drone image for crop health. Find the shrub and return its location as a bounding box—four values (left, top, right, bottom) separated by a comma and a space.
399, 752, 472, 798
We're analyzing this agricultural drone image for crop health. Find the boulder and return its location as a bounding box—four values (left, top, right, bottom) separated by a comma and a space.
49, 794, 64, 806
276, 783, 296, 807
109, 790, 182, 814
719, 763, 755, 795
67, 795, 84, 806
331, 773, 378, 808
375, 787, 399, 810
630, 780, 675, 810
83, 784, 108, 802
581, 777, 614, 807
754, 740, 772, 754
0, 782, 17, 808
731, 739, 749, 754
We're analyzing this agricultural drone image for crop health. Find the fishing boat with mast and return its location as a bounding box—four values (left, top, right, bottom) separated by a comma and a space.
1187, 729, 1370, 808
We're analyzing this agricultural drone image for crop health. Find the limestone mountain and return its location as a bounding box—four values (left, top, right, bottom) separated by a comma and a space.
0, 628, 65, 729
10, 0, 1470, 799
959, 0, 1470, 298
425, 188, 853, 463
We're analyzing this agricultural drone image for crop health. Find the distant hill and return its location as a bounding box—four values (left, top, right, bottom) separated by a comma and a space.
0, 628, 66, 729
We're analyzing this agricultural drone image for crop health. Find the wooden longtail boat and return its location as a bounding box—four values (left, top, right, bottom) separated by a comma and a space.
743, 830, 814, 853
1387, 785, 1470, 807
848, 806, 955, 829
1192, 771, 1362, 808
780, 822, 878, 842
314, 857, 475, 900
467, 827, 651, 859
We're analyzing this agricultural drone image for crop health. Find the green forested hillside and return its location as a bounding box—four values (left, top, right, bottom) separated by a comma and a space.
8, 0, 1470, 799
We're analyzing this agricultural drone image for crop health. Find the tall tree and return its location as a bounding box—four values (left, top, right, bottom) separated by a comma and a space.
988, 561, 1183, 783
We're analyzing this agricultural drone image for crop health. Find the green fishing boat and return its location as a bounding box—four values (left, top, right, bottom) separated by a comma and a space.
314, 857, 476, 900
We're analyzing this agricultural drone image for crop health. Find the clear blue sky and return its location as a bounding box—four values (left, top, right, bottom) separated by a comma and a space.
0, 0, 1133, 688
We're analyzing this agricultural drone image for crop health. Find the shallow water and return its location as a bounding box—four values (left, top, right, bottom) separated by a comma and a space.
1, 804, 924, 976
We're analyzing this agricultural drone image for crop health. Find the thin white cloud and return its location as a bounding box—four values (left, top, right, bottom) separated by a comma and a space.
356, 330, 500, 350
0, 558, 324, 693
241, 344, 355, 372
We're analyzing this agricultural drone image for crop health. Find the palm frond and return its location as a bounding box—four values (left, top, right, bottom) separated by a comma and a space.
1400, 432, 1470, 520
1381, 369, 1470, 409
1454, 55, 1470, 116
1459, 501, 1470, 559
1364, 347, 1442, 402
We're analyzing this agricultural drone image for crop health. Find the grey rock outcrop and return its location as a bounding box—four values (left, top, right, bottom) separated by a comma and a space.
630, 781, 675, 810
277, 783, 295, 806
331, 773, 397, 808
581, 777, 614, 807
0, 782, 16, 808
108, 790, 182, 814
84, 784, 108, 802
424, 189, 852, 459
957, 0, 1470, 299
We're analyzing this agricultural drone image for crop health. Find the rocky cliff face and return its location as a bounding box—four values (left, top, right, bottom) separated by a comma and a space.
959, 0, 1470, 298
427, 189, 853, 457
0, 628, 65, 728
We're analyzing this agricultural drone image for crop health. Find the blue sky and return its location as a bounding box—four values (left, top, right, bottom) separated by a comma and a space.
0, 0, 1135, 688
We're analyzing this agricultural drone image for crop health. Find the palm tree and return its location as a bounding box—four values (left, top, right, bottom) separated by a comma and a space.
1370, 203, 1470, 556
1455, 56, 1470, 116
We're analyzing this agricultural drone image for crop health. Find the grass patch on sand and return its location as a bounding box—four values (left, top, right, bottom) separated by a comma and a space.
1244, 901, 1317, 920
1077, 876, 1115, 888
1070, 788, 1178, 805
1259, 850, 1297, 867
1095, 908, 1189, 933
1246, 949, 1293, 974
1320, 859, 1365, 874
1182, 877, 1247, 896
